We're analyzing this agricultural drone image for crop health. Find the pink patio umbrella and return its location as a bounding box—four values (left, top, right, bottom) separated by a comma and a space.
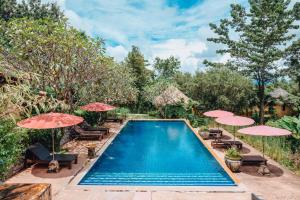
203, 110, 234, 118
216, 116, 255, 142
203, 110, 234, 129
238, 125, 291, 159
17, 112, 84, 160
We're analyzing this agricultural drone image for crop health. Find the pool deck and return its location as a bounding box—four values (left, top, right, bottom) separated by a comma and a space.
5, 120, 300, 200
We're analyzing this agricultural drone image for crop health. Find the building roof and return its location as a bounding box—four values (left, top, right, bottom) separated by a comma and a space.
269, 88, 290, 99
153, 85, 189, 107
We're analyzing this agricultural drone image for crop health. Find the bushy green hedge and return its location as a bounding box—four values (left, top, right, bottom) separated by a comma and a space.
0, 119, 28, 180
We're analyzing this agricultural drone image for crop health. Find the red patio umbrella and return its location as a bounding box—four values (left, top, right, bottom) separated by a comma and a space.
80, 102, 116, 112
238, 125, 291, 158
17, 113, 83, 160
80, 102, 116, 124
216, 116, 255, 142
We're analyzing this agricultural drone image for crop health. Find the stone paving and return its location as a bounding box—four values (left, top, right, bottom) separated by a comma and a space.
5, 120, 300, 200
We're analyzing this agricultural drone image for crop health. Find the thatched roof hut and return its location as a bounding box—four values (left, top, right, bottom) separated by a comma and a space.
153, 85, 189, 107
269, 88, 290, 99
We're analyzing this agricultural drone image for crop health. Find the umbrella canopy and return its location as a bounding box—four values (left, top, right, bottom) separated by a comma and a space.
203, 110, 234, 118
238, 125, 291, 159
216, 116, 255, 126
216, 116, 255, 143
17, 112, 84, 129
17, 112, 83, 162
80, 102, 116, 112
238, 125, 291, 137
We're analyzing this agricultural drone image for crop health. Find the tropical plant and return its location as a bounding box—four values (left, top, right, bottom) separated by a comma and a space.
267, 115, 300, 139
0, 63, 67, 120
225, 148, 242, 161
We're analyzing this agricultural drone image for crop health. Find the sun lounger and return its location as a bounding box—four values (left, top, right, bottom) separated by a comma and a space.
242, 155, 267, 166
25, 143, 78, 169
105, 117, 123, 124
211, 140, 243, 150
80, 121, 109, 135
209, 128, 223, 139
72, 125, 104, 140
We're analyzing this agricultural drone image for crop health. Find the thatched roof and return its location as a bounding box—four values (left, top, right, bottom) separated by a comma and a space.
153, 86, 189, 107
269, 88, 290, 99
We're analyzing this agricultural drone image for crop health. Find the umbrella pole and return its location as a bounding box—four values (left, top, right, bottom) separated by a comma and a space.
51, 129, 55, 160
262, 136, 265, 159
233, 126, 236, 143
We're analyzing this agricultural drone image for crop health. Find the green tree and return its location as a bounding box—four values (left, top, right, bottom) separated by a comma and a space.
124, 46, 151, 112
153, 56, 180, 79
207, 0, 299, 123
1, 18, 102, 110
174, 72, 195, 97
0, 0, 63, 21
191, 67, 255, 113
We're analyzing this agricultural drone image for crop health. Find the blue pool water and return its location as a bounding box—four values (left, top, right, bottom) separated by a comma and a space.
79, 121, 235, 186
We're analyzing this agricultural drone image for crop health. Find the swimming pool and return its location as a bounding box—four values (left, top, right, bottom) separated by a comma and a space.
79, 120, 236, 186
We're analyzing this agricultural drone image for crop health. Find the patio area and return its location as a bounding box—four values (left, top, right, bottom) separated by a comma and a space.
5, 121, 300, 200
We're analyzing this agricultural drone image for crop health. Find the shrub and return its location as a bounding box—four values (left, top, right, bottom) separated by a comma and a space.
0, 119, 28, 180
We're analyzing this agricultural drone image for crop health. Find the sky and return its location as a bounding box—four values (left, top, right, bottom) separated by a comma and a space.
40, 0, 247, 72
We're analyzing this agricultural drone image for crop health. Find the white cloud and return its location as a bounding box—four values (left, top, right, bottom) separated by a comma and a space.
106, 45, 128, 62
42, 0, 251, 72
151, 39, 207, 72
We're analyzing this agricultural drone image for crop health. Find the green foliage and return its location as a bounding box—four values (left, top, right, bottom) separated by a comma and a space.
187, 115, 209, 128
74, 109, 99, 126
0, 119, 28, 180
207, 0, 299, 123
163, 103, 187, 119
225, 148, 242, 161
267, 115, 300, 139
0, 0, 63, 21
191, 67, 255, 113
153, 56, 180, 79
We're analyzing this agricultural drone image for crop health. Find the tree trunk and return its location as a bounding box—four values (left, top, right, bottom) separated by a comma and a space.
258, 84, 265, 124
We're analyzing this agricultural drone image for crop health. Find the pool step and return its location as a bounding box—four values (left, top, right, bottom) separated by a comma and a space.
79, 172, 235, 186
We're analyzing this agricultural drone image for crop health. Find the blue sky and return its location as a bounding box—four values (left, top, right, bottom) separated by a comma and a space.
43, 0, 250, 72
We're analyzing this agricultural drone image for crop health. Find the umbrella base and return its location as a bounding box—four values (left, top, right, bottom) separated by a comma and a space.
47, 160, 60, 173
258, 164, 270, 176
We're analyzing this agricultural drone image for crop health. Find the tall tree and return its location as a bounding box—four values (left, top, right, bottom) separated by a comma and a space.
0, 0, 63, 21
124, 46, 151, 112
153, 56, 181, 79
207, 0, 299, 123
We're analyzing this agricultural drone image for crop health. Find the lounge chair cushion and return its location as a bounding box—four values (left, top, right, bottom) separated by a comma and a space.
27, 143, 51, 160
27, 143, 77, 162
242, 155, 267, 165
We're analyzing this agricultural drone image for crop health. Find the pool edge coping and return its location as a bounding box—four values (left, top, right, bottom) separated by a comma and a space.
72, 118, 240, 187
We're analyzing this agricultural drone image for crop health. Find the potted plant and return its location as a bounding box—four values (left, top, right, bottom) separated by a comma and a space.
225, 148, 242, 172
198, 126, 209, 139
